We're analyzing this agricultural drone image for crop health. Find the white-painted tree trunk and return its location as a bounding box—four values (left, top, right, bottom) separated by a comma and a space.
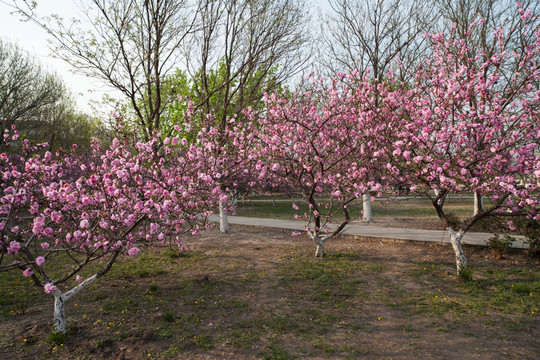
219, 200, 230, 233
308, 231, 328, 257
447, 228, 468, 275
53, 291, 67, 333
362, 193, 372, 222
314, 237, 325, 257
51, 275, 98, 333
473, 192, 483, 216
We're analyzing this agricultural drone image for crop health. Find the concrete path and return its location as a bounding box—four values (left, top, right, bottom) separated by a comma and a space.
209, 215, 529, 249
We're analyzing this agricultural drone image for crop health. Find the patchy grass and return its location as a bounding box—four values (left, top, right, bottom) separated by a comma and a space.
0, 226, 538, 359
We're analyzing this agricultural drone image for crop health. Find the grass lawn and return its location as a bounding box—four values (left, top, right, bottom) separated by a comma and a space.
234, 195, 475, 220
1, 226, 538, 359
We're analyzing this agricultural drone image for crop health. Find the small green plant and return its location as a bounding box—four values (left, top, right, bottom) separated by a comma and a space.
163, 312, 175, 323
46, 331, 68, 345
149, 284, 159, 293
193, 334, 213, 350
458, 266, 474, 282
93, 292, 106, 301
486, 234, 515, 259
515, 218, 540, 256
138, 270, 151, 278
512, 282, 532, 294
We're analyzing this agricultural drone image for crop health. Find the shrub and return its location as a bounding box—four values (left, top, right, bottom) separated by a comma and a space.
486, 234, 515, 259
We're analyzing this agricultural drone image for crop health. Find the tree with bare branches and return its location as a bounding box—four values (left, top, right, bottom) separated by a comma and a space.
0, 39, 64, 143
11, 0, 200, 141
183, 0, 312, 125
321, 0, 435, 82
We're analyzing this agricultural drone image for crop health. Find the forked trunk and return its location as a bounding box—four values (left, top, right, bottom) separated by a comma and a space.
50, 274, 98, 333
362, 193, 372, 222
314, 237, 325, 257
219, 200, 230, 233
448, 228, 468, 275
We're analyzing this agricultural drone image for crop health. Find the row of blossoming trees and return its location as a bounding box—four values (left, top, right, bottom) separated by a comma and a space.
1, 7, 539, 332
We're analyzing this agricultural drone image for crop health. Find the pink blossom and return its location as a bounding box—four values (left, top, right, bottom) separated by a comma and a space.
51, 211, 62, 223
43, 227, 53, 236
123, 214, 135, 226
80, 219, 90, 229
127, 247, 140, 256
32, 216, 45, 235
44, 283, 57, 293
7, 241, 21, 255
41, 242, 50, 249
75, 275, 83, 283
35, 256, 45, 267
23, 268, 33, 277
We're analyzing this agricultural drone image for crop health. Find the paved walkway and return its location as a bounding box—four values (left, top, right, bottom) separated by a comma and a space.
209, 215, 529, 249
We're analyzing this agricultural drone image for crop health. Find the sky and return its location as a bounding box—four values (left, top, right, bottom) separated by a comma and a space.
0, 0, 110, 112
0, 0, 330, 114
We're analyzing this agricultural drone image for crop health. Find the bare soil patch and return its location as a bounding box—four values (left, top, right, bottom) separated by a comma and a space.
1, 225, 538, 359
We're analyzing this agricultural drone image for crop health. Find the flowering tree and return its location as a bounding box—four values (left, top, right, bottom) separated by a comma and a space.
0, 128, 217, 333
185, 109, 259, 233
249, 74, 382, 256
201, 121, 259, 233
369, 7, 540, 276
169, 100, 260, 233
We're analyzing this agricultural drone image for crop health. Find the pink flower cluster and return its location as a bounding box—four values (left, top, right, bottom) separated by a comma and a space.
1, 127, 217, 294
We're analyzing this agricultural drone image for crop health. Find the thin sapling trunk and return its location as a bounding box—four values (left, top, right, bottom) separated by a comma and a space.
362, 193, 372, 222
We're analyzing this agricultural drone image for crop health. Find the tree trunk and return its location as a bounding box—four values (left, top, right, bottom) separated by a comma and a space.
473, 191, 483, 216
362, 193, 372, 222
448, 228, 468, 275
219, 200, 230, 233
434, 189, 446, 208
53, 290, 67, 333
50, 274, 98, 333
314, 237, 325, 257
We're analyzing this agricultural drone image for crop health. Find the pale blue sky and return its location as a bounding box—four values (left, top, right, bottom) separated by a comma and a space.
0, 0, 330, 112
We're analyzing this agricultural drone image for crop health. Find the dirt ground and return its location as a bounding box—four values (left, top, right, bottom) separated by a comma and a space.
1, 225, 538, 360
